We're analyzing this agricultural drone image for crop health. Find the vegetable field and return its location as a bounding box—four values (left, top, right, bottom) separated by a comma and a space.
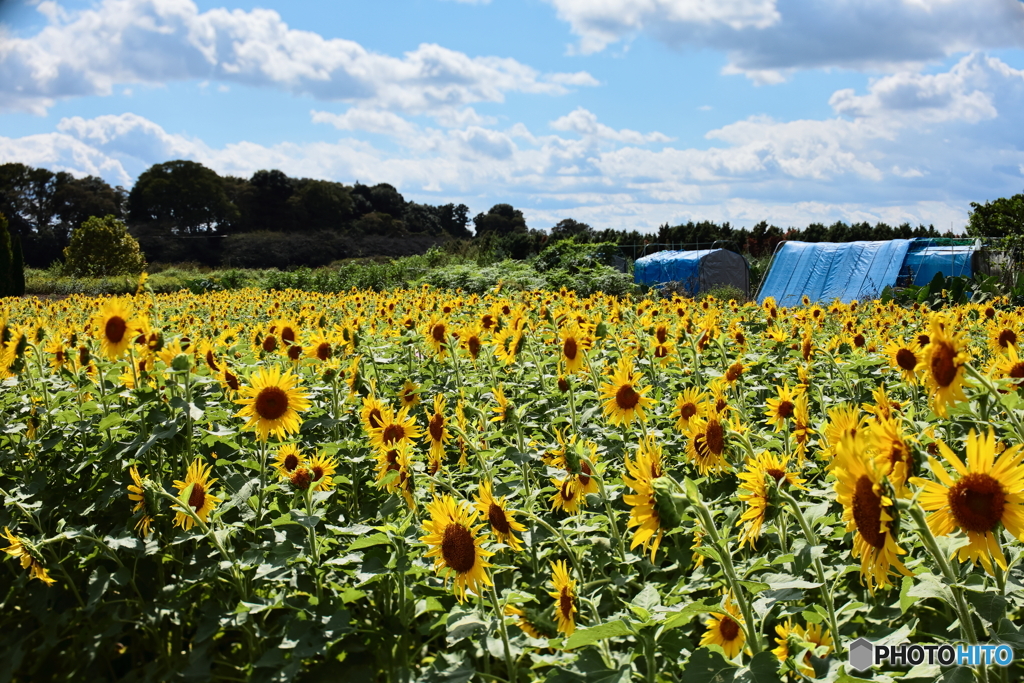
1, 286, 1023, 683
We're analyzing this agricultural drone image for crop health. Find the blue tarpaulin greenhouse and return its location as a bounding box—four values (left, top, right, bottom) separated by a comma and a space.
634, 248, 749, 296
757, 240, 913, 305
900, 243, 976, 285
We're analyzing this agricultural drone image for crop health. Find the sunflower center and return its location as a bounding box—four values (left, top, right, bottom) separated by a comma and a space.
188, 482, 206, 511
311, 465, 324, 481
997, 329, 1017, 348
255, 386, 289, 420
1009, 363, 1024, 380
656, 327, 668, 344
291, 468, 311, 490
948, 473, 1006, 533
105, 316, 127, 344
579, 461, 592, 488
488, 503, 511, 534
281, 327, 296, 345
559, 587, 574, 619
896, 348, 918, 372
563, 337, 578, 361
680, 402, 697, 420
441, 523, 476, 573
368, 408, 383, 429
206, 350, 218, 371
853, 333, 866, 348
385, 449, 400, 471
558, 376, 570, 392
705, 419, 725, 455
719, 616, 740, 641
917, 334, 930, 346
616, 384, 640, 410
468, 336, 481, 359
766, 468, 786, 483
262, 335, 278, 352
284, 453, 299, 471
316, 342, 332, 360
930, 341, 958, 387
429, 413, 445, 441
225, 369, 240, 391
382, 423, 406, 444
852, 475, 887, 549
561, 480, 576, 501
287, 345, 302, 361
432, 323, 446, 343
776, 400, 794, 419
481, 314, 494, 329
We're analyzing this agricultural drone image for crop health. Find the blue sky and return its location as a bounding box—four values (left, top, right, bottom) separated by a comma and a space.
2, 0, 1024, 233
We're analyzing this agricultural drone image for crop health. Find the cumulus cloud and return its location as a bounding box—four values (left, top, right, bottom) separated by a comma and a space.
545, 0, 1024, 81
3, 54, 1023, 231
0, 0, 597, 114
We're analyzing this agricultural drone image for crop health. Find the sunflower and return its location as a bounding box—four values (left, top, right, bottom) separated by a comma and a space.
234, 366, 311, 442
548, 560, 578, 637
473, 480, 526, 551
172, 459, 223, 530
559, 322, 590, 374
833, 432, 911, 591
551, 475, 585, 514
883, 339, 921, 384
307, 452, 339, 492
700, 599, 745, 660
420, 495, 493, 602
493, 324, 524, 366
127, 465, 155, 538
368, 404, 423, 451
736, 451, 806, 548
686, 409, 730, 475
490, 386, 511, 424
505, 605, 557, 640
987, 322, 1019, 356
458, 322, 485, 362
764, 383, 798, 432
218, 364, 242, 396
272, 319, 301, 347
871, 418, 915, 496
374, 441, 416, 507
909, 429, 1024, 575
921, 314, 971, 417
991, 345, 1024, 391
398, 380, 421, 410
598, 356, 653, 426
304, 331, 334, 362
622, 438, 668, 560
2, 527, 56, 586
821, 404, 864, 463
773, 619, 833, 678
360, 394, 386, 434
273, 443, 306, 479
671, 387, 707, 431
423, 394, 450, 474
791, 393, 813, 465
424, 315, 450, 358
94, 299, 136, 360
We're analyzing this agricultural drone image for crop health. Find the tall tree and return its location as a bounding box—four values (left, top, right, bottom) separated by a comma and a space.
10, 234, 25, 296
129, 160, 238, 234
0, 213, 13, 297
241, 169, 296, 232
473, 203, 527, 236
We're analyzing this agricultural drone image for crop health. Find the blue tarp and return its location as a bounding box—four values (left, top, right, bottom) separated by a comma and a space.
757, 240, 913, 305
902, 245, 974, 285
634, 249, 713, 288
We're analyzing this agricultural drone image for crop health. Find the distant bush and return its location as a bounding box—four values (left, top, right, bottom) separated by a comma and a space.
64, 215, 146, 277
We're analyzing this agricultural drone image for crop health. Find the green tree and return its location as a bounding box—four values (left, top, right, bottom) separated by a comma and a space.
968, 192, 1024, 268
11, 233, 25, 296
0, 212, 13, 297
128, 160, 238, 234
473, 203, 527, 236
63, 215, 147, 277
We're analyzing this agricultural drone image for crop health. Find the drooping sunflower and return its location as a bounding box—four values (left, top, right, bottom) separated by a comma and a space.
374, 441, 416, 507
686, 409, 730, 475
127, 465, 155, 538
420, 495, 494, 602
369, 404, 423, 451
764, 383, 798, 432
2, 527, 56, 586
736, 451, 806, 548
833, 432, 911, 591
773, 619, 833, 678
791, 393, 813, 465
550, 475, 584, 514
622, 437, 668, 560
234, 366, 312, 442
921, 314, 971, 417
473, 480, 526, 551
548, 560, 577, 637
273, 443, 306, 479
505, 605, 557, 640
424, 315, 450, 358
671, 387, 707, 432
172, 459, 223, 530
598, 355, 653, 426
94, 299, 137, 360
870, 417, 915, 496
909, 429, 1024, 575
490, 385, 511, 424
700, 599, 746, 660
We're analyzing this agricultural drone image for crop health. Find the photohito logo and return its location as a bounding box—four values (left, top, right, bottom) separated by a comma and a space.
848, 638, 1015, 671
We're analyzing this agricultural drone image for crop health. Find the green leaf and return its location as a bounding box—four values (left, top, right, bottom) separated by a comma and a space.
761, 573, 821, 590
899, 575, 915, 614
907, 573, 955, 609
98, 413, 122, 430
681, 647, 738, 683
661, 598, 723, 631
937, 667, 976, 683
563, 620, 632, 649
347, 532, 390, 551
963, 591, 1006, 627
735, 651, 784, 683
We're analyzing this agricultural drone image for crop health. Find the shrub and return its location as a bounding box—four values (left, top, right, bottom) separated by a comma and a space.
64, 215, 146, 277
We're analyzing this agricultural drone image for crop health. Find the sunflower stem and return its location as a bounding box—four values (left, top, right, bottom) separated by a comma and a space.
488, 581, 517, 683
583, 455, 627, 563
690, 493, 762, 655
965, 364, 1024, 441
255, 439, 269, 533
777, 489, 841, 650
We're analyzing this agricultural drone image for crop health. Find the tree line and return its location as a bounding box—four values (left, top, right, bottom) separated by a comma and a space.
0, 158, 968, 270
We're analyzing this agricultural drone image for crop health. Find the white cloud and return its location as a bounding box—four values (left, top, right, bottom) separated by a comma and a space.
545, 0, 1024, 80
3, 54, 1023, 232
0, 0, 597, 114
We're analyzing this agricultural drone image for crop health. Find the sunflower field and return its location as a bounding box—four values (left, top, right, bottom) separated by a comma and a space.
1, 285, 1024, 683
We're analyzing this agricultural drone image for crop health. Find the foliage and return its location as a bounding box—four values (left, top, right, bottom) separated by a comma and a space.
63, 215, 147, 277
11, 233, 26, 296
0, 212, 13, 297
1, 287, 1023, 683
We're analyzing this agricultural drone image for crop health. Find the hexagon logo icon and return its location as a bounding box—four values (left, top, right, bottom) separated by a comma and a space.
849, 638, 874, 671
